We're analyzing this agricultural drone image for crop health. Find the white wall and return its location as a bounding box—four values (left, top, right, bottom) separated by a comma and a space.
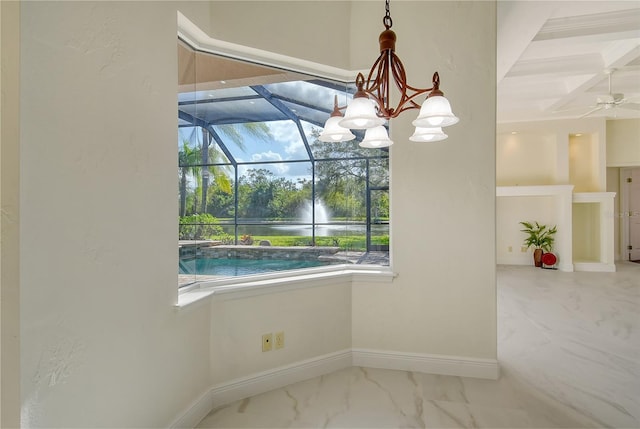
17, 1, 498, 426
209, 281, 352, 385
1, 1, 21, 427
351, 2, 497, 359
201, 0, 497, 373
19, 2, 213, 427
497, 196, 557, 265
209, 1, 352, 70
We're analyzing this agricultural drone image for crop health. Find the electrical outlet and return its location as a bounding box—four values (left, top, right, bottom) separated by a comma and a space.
262, 333, 272, 352
275, 331, 284, 349
508, 246, 513, 253
521, 246, 528, 253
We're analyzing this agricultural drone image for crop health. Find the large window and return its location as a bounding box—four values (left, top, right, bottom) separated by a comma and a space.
178, 41, 389, 286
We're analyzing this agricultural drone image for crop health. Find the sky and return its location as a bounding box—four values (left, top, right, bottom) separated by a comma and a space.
178, 120, 318, 187
178, 79, 361, 186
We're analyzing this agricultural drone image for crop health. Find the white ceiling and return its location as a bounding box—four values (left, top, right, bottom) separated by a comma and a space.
497, 1, 640, 124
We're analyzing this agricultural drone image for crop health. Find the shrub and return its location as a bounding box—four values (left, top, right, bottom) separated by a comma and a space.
179, 214, 223, 240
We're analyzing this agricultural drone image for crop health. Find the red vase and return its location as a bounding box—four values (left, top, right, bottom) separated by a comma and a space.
533, 249, 543, 267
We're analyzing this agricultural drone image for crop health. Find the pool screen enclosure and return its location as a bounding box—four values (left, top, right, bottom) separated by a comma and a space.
178, 41, 389, 282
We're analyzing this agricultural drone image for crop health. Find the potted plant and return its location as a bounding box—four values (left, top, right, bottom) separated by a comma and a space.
240, 234, 254, 245
519, 221, 557, 267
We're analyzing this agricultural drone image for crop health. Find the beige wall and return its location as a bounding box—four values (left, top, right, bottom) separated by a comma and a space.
1, 1, 20, 427
496, 118, 637, 264
607, 119, 640, 167
496, 118, 607, 265
497, 132, 558, 186
606, 167, 621, 260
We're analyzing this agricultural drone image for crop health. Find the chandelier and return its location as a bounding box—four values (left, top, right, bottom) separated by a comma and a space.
319, 0, 459, 148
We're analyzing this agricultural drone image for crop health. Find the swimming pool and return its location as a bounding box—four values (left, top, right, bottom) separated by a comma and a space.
179, 257, 337, 277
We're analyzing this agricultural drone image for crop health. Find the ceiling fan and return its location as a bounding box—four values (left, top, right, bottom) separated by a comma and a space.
577, 69, 640, 118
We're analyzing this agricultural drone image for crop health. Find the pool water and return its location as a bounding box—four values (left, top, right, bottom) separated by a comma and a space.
179, 257, 335, 277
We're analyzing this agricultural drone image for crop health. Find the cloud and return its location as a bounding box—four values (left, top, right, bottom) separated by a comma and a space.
235, 151, 290, 176
266, 121, 309, 158
251, 150, 282, 163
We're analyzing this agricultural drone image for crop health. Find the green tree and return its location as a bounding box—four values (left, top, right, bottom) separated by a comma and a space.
237, 169, 308, 220
207, 183, 236, 218
238, 169, 276, 219
309, 128, 388, 219
182, 124, 272, 215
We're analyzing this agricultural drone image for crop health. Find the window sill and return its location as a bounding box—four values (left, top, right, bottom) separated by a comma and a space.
175, 264, 396, 309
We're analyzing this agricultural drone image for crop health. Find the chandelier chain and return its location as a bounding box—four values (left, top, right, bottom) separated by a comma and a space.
383, 0, 392, 29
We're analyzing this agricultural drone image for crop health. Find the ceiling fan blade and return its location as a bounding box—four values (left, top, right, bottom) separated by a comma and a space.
552, 105, 597, 114
579, 106, 603, 118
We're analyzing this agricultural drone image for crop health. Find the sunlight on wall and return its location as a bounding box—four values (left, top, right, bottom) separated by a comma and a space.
497, 132, 557, 186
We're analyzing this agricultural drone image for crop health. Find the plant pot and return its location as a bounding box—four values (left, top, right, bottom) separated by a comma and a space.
533, 248, 543, 267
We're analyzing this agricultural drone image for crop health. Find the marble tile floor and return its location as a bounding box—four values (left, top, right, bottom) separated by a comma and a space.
197, 263, 640, 428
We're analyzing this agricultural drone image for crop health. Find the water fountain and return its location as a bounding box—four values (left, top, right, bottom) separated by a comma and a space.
299, 200, 330, 225
273, 199, 365, 236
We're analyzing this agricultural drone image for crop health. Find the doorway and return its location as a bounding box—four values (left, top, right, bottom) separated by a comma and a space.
621, 168, 640, 261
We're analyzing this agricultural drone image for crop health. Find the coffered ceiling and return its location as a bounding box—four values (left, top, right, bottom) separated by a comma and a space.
497, 1, 640, 123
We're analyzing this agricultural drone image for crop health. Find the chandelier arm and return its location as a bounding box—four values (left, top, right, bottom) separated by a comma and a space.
365, 54, 392, 117
365, 52, 386, 91
379, 54, 392, 116
389, 53, 412, 108
390, 57, 432, 113
389, 53, 433, 94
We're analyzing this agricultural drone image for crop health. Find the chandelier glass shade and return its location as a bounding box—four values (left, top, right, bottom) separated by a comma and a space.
339, 95, 385, 130
360, 126, 394, 148
409, 127, 447, 142
321, 0, 458, 145
318, 96, 357, 142
412, 95, 459, 128
318, 116, 356, 142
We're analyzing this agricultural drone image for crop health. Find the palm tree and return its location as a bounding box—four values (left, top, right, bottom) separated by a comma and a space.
178, 142, 201, 217
180, 123, 272, 215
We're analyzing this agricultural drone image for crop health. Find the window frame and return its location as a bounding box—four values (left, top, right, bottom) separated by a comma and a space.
178, 39, 390, 287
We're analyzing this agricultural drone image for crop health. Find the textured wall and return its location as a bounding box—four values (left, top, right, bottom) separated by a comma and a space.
18, 1, 500, 426
19, 2, 211, 426
205, 0, 498, 362
351, 1, 497, 359
1, 1, 21, 427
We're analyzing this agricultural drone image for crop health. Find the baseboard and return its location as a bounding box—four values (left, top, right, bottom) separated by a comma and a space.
352, 348, 500, 380
170, 348, 499, 427
573, 262, 616, 272
169, 349, 352, 428
169, 387, 218, 429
